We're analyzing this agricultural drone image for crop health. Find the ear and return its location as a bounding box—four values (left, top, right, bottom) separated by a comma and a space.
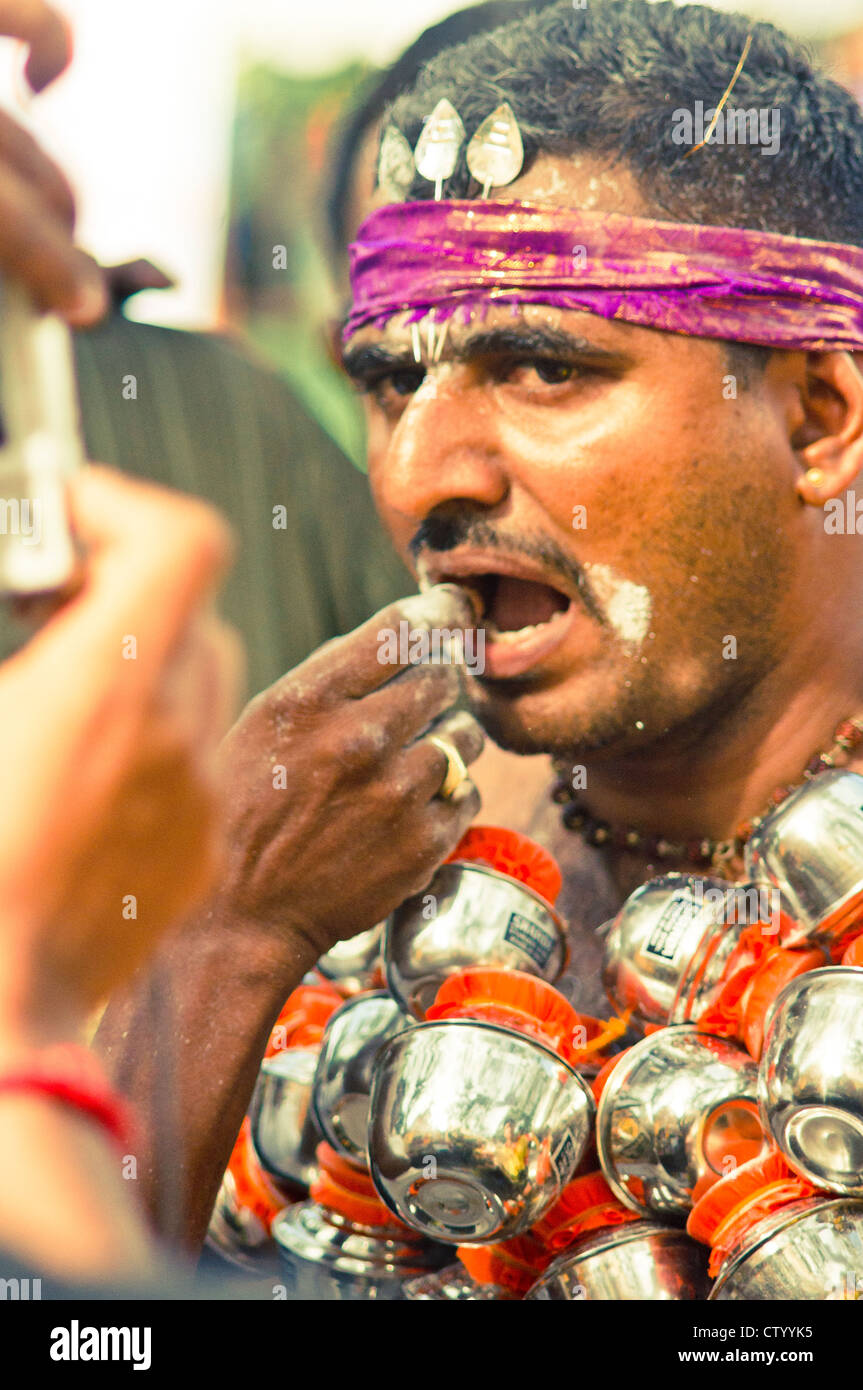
793, 352, 863, 504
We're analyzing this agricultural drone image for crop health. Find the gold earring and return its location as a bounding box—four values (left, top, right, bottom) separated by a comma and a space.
804, 468, 825, 489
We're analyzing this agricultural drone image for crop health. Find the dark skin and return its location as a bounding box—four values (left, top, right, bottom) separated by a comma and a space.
95, 589, 484, 1249
349, 154, 863, 867
101, 152, 863, 1246
11, 53, 857, 1255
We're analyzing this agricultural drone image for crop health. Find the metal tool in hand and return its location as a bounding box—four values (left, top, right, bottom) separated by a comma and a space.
0, 281, 84, 597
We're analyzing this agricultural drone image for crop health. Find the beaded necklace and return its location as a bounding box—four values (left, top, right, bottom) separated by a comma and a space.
552, 716, 863, 878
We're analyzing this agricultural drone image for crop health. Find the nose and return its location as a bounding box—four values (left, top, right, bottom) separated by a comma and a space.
373, 365, 510, 524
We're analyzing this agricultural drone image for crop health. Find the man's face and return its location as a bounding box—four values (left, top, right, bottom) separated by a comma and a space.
343, 154, 809, 760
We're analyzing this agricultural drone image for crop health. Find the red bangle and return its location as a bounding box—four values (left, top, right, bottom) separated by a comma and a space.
0, 1043, 136, 1150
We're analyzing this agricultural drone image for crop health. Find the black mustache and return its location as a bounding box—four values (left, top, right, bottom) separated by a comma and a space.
409, 515, 607, 628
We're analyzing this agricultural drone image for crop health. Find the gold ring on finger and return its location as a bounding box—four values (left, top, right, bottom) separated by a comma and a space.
428, 734, 470, 801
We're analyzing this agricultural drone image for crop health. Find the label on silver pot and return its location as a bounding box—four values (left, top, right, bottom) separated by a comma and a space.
551, 1130, 577, 1183
644, 895, 701, 962
504, 911, 558, 969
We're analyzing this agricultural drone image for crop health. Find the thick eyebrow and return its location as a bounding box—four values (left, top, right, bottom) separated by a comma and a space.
341, 341, 413, 383
341, 323, 629, 383
455, 325, 627, 366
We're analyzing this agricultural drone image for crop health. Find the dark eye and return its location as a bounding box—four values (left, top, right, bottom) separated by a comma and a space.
495, 357, 578, 388
388, 368, 426, 396
531, 359, 575, 384
366, 367, 426, 415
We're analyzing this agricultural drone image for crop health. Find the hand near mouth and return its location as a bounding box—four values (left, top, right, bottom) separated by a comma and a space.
420, 553, 577, 680
95, 584, 486, 1248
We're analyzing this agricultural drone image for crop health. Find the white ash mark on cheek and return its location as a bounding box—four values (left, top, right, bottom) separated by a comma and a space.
583, 562, 653, 652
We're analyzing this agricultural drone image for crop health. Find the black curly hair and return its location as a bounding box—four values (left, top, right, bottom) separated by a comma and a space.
382, 1, 863, 380
387, 0, 863, 245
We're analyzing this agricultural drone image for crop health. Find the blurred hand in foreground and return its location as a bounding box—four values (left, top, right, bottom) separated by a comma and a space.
0, 0, 107, 322
0, 466, 242, 1044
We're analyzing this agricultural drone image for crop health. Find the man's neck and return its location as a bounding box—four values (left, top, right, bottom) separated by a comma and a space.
574, 665, 863, 846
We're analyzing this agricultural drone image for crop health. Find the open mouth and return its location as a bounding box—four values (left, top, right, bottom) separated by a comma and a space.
461, 573, 571, 639
434, 567, 577, 680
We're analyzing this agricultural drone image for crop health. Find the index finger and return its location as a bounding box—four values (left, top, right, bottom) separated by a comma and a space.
289, 583, 480, 703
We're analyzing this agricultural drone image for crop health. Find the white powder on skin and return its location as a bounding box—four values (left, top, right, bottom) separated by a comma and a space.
583, 562, 653, 652
418, 558, 653, 651
398, 582, 476, 630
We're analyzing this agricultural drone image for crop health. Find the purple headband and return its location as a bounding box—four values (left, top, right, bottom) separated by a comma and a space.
345, 199, 863, 352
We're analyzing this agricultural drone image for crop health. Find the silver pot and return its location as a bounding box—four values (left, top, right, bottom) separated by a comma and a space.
316, 924, 383, 993
249, 1046, 321, 1189
368, 1018, 594, 1243
312, 991, 412, 1168
525, 1220, 710, 1300
759, 966, 863, 1194
710, 1196, 863, 1299
602, 873, 752, 1028
272, 1201, 447, 1300
597, 1026, 763, 1221
206, 1168, 278, 1263
403, 1263, 515, 1300
744, 769, 863, 953
384, 861, 566, 1019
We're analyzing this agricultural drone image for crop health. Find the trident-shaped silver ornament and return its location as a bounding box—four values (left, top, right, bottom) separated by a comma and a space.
414, 98, 465, 200
377, 125, 415, 202
465, 102, 524, 198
